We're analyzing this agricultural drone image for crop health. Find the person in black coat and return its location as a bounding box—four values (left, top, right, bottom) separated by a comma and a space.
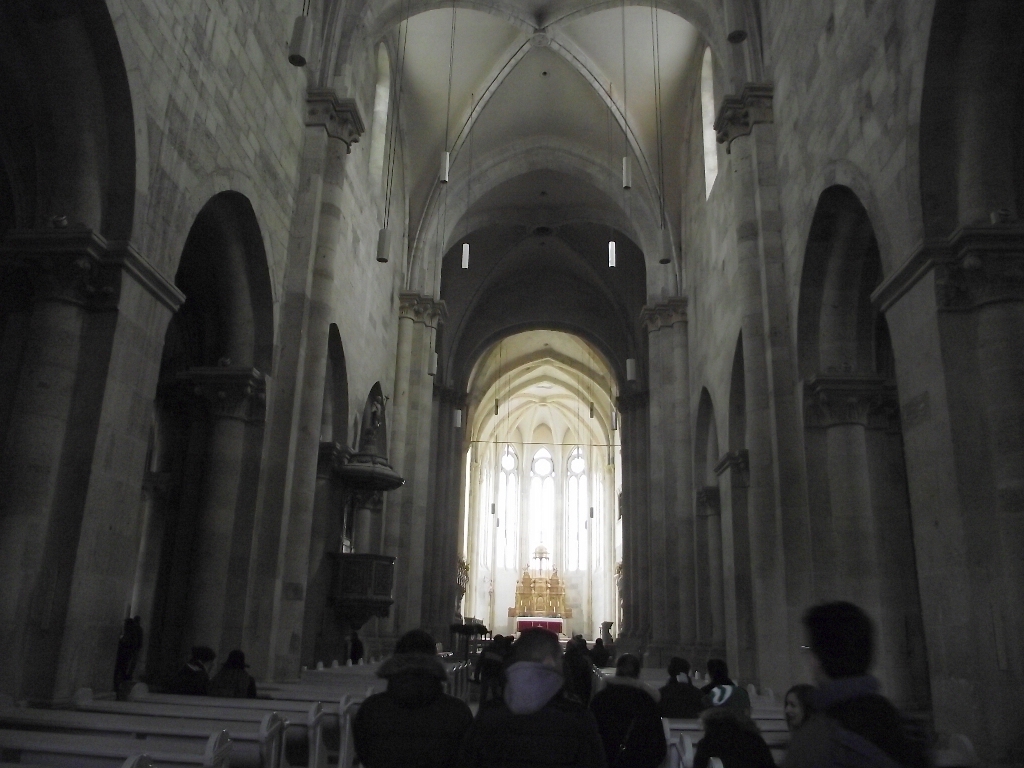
589, 638, 611, 668
456, 628, 606, 768
353, 629, 473, 768
659, 657, 704, 719
693, 706, 775, 768
167, 646, 216, 696
589, 654, 666, 768
563, 636, 594, 705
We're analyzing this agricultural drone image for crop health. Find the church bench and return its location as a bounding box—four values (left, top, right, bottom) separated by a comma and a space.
0, 761, 152, 768
77, 689, 325, 768
0, 705, 282, 768
0, 727, 229, 768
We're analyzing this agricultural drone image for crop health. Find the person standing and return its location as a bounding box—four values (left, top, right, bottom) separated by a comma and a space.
210, 649, 257, 698
784, 602, 929, 768
350, 631, 365, 664
353, 630, 473, 768
113, 616, 144, 699
589, 654, 666, 768
456, 628, 606, 768
167, 646, 216, 696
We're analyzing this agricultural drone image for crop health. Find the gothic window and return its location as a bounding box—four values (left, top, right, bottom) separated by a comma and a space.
497, 446, 519, 569
565, 447, 588, 571
700, 45, 718, 199
528, 448, 555, 556
478, 462, 493, 570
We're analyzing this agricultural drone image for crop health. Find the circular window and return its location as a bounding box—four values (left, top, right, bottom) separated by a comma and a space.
534, 457, 553, 476
501, 451, 516, 471
569, 456, 585, 474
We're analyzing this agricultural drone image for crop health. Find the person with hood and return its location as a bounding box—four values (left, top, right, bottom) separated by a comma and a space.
699, 658, 751, 714
209, 649, 257, 698
783, 602, 928, 768
353, 629, 473, 768
456, 627, 606, 768
659, 657, 704, 719
693, 706, 775, 768
589, 654, 666, 768
474, 634, 508, 705
563, 636, 594, 705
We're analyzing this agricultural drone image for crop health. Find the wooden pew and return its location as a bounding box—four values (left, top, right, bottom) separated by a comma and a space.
0, 704, 282, 768
95, 687, 329, 768
0, 727, 229, 768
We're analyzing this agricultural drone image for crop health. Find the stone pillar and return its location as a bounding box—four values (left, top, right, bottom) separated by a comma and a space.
385, 293, 446, 638
244, 91, 362, 679
714, 450, 756, 682
641, 299, 690, 660
171, 367, 266, 654
618, 390, 650, 648
716, 85, 812, 691
696, 486, 725, 652
0, 229, 183, 702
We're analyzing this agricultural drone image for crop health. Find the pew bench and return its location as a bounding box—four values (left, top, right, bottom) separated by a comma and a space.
0, 705, 281, 768
102, 688, 331, 768
0, 727, 229, 768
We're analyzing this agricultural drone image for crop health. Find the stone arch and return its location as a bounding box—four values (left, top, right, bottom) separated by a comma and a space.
796, 186, 930, 710
919, 0, 1024, 235
0, 0, 136, 239
140, 192, 274, 679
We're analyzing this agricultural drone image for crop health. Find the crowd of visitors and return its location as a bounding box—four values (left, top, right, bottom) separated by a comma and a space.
146, 600, 926, 768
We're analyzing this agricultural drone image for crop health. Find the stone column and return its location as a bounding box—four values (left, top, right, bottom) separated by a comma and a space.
716, 85, 812, 691
170, 367, 266, 655
618, 390, 650, 647
244, 91, 362, 678
696, 486, 725, 652
0, 229, 183, 701
714, 450, 756, 682
385, 293, 446, 638
641, 299, 690, 660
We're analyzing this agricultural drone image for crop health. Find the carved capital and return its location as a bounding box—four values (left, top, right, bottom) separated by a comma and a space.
640, 297, 688, 332
306, 89, 365, 152
696, 485, 721, 513
714, 83, 774, 154
399, 292, 448, 326
174, 366, 267, 423
714, 449, 749, 483
0, 228, 184, 312
804, 376, 898, 430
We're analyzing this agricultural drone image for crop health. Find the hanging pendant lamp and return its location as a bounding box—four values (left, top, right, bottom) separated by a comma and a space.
440, 151, 450, 183
608, 240, 616, 268
288, 12, 312, 66
376, 227, 393, 263
626, 358, 637, 381
428, 351, 438, 376
454, 409, 463, 428
462, 242, 470, 268
622, 156, 632, 190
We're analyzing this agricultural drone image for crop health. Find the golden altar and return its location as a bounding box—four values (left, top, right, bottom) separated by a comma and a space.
508, 546, 573, 621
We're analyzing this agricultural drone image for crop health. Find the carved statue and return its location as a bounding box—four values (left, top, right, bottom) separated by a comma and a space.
357, 382, 389, 457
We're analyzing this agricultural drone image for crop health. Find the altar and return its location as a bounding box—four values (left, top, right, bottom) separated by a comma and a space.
508, 546, 572, 634
515, 617, 563, 634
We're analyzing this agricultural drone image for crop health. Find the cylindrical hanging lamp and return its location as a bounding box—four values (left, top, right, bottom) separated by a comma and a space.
288, 15, 312, 67
376, 227, 393, 263
454, 409, 463, 428
589, 401, 595, 418
611, 410, 618, 430
462, 242, 470, 268
491, 503, 496, 515
622, 156, 632, 189
626, 358, 637, 381
494, 398, 499, 416
659, 227, 672, 265
608, 240, 617, 268
427, 351, 438, 376
440, 151, 450, 183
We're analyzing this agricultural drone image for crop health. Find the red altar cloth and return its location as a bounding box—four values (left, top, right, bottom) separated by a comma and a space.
515, 617, 563, 634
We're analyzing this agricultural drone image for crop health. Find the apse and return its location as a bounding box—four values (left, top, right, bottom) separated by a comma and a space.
460, 330, 621, 639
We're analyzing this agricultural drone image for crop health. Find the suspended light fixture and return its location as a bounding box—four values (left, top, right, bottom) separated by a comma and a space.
288, 2, 312, 67
611, 410, 618, 430
620, 0, 631, 191
608, 240, 617, 267
589, 401, 595, 418
462, 242, 470, 268
491, 502, 496, 515
440, 151, 450, 183
428, 351, 438, 376
454, 409, 463, 428
622, 156, 632, 190
378, 2, 411, 262
626, 358, 637, 381
650, 4, 672, 266
494, 398, 499, 416
441, 3, 457, 184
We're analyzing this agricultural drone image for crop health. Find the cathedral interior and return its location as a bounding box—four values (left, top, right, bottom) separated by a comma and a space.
0, 0, 1022, 762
